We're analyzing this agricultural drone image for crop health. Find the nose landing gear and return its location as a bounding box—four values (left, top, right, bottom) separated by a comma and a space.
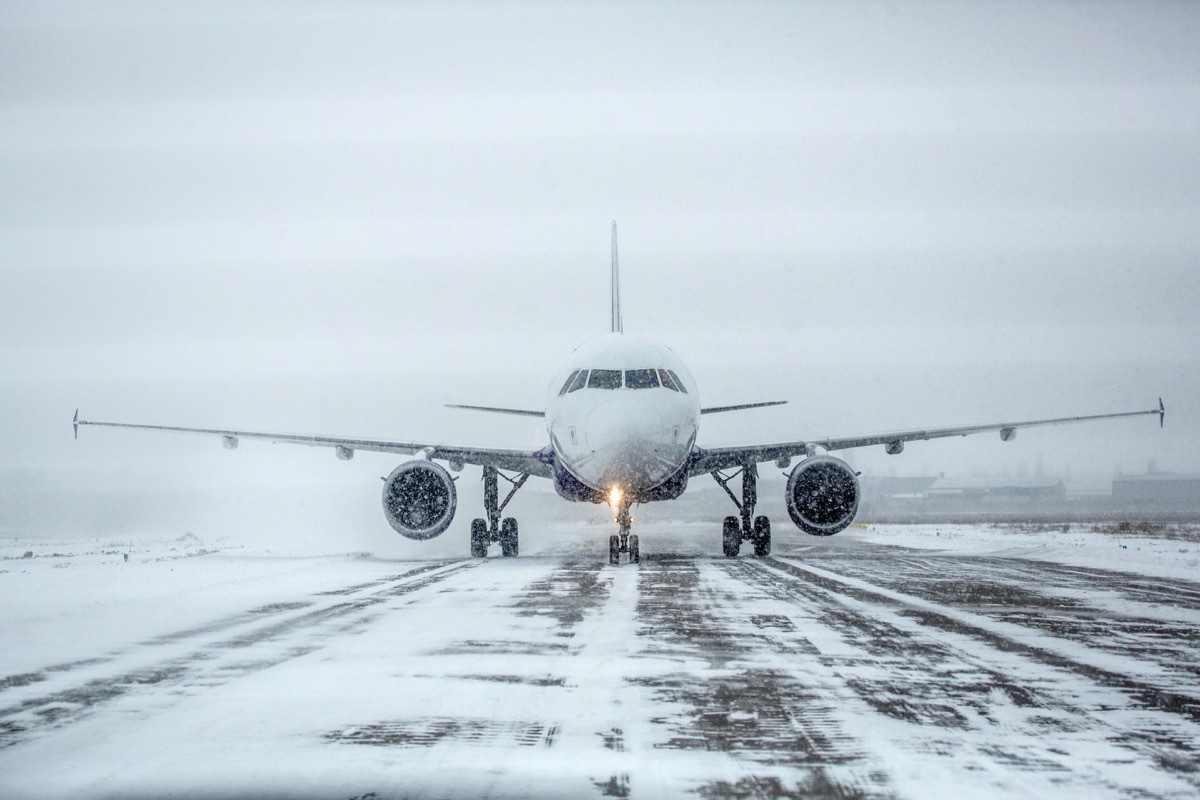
471, 466, 528, 558
608, 497, 640, 566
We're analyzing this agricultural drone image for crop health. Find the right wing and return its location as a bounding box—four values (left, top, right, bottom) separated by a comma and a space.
691, 400, 1165, 474
73, 412, 553, 478
445, 404, 545, 418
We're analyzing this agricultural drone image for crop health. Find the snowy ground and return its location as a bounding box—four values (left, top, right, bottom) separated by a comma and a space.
2, 522, 1199, 799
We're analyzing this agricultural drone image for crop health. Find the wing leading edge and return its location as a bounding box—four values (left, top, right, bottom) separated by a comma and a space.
445, 404, 545, 418
690, 400, 1165, 475
73, 414, 553, 478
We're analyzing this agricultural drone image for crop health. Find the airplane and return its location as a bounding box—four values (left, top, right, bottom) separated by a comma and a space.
75, 223, 1166, 565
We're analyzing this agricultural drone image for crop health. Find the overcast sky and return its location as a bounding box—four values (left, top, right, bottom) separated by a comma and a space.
2, 1, 1197, 539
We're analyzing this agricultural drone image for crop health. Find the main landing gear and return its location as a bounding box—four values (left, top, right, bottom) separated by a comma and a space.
608, 496, 640, 566
471, 466, 528, 558
712, 463, 771, 558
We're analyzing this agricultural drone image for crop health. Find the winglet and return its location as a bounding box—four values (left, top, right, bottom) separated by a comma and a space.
73, 408, 79, 440
1159, 397, 1165, 428
610, 221, 622, 333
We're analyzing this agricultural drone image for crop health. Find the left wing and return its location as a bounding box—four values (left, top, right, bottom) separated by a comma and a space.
73, 412, 553, 478
700, 400, 787, 415
691, 400, 1165, 474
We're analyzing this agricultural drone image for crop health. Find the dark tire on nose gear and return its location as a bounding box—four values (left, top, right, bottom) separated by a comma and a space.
470, 518, 489, 558
609, 534, 620, 565
722, 516, 741, 558
500, 517, 519, 558
753, 515, 772, 557
629, 534, 640, 564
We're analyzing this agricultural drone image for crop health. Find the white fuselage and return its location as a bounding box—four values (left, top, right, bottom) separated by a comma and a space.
544, 333, 701, 495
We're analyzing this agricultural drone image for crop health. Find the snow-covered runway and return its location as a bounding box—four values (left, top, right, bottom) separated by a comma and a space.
2, 524, 1199, 799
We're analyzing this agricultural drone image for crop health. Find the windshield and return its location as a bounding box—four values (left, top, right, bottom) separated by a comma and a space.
558, 370, 580, 396
624, 369, 659, 389
566, 370, 588, 393
569, 368, 681, 391
659, 369, 688, 392
587, 369, 622, 389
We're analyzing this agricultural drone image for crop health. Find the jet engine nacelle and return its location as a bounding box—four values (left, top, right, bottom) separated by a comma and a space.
381, 460, 457, 540
785, 455, 860, 536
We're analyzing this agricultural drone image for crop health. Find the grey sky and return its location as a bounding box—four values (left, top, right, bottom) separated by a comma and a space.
1, 2, 1196, 538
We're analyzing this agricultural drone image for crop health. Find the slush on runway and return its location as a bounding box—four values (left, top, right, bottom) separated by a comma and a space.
2, 524, 1198, 799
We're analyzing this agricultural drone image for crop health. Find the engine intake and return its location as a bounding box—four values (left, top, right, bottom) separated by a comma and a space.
381, 460, 457, 540
785, 455, 860, 536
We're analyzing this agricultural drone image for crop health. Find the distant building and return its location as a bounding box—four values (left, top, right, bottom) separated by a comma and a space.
926, 477, 1066, 507
861, 477, 940, 497
858, 476, 1070, 518
856, 471, 1200, 520
1112, 474, 1200, 510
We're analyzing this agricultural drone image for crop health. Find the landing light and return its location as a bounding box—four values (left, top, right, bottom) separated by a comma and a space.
609, 486, 621, 507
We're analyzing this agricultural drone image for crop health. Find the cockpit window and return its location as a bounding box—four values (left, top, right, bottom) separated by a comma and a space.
571, 368, 681, 391
558, 370, 581, 396
587, 369, 622, 389
566, 369, 589, 393
658, 369, 682, 392
624, 369, 659, 389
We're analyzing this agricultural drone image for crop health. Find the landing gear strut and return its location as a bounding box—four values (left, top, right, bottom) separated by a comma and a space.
608, 496, 640, 566
471, 466, 528, 558
712, 463, 771, 558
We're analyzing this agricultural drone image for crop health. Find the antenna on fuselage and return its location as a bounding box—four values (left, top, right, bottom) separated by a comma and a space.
611, 220, 623, 333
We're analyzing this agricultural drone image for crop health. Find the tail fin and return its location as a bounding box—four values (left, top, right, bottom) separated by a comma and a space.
610, 221, 623, 333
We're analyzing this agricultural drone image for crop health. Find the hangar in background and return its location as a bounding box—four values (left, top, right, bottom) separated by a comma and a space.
859, 473, 1200, 519
1113, 474, 1200, 511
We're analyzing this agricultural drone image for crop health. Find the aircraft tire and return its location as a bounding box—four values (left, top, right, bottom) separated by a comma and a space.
500, 517, 519, 558
629, 534, 640, 564
753, 516, 772, 557
609, 534, 620, 565
722, 516, 741, 558
470, 519, 489, 558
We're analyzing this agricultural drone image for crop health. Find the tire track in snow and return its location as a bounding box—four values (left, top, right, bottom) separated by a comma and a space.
0, 560, 474, 749
631, 555, 885, 799
772, 554, 1200, 721
799, 549, 1200, 686
0, 561, 458, 697
323, 557, 628, 797
748, 555, 1200, 794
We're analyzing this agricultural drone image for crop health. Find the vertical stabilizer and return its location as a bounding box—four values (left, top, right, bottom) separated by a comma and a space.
610, 221, 623, 333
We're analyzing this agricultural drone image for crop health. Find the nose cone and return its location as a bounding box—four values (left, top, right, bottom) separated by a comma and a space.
579, 399, 688, 490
